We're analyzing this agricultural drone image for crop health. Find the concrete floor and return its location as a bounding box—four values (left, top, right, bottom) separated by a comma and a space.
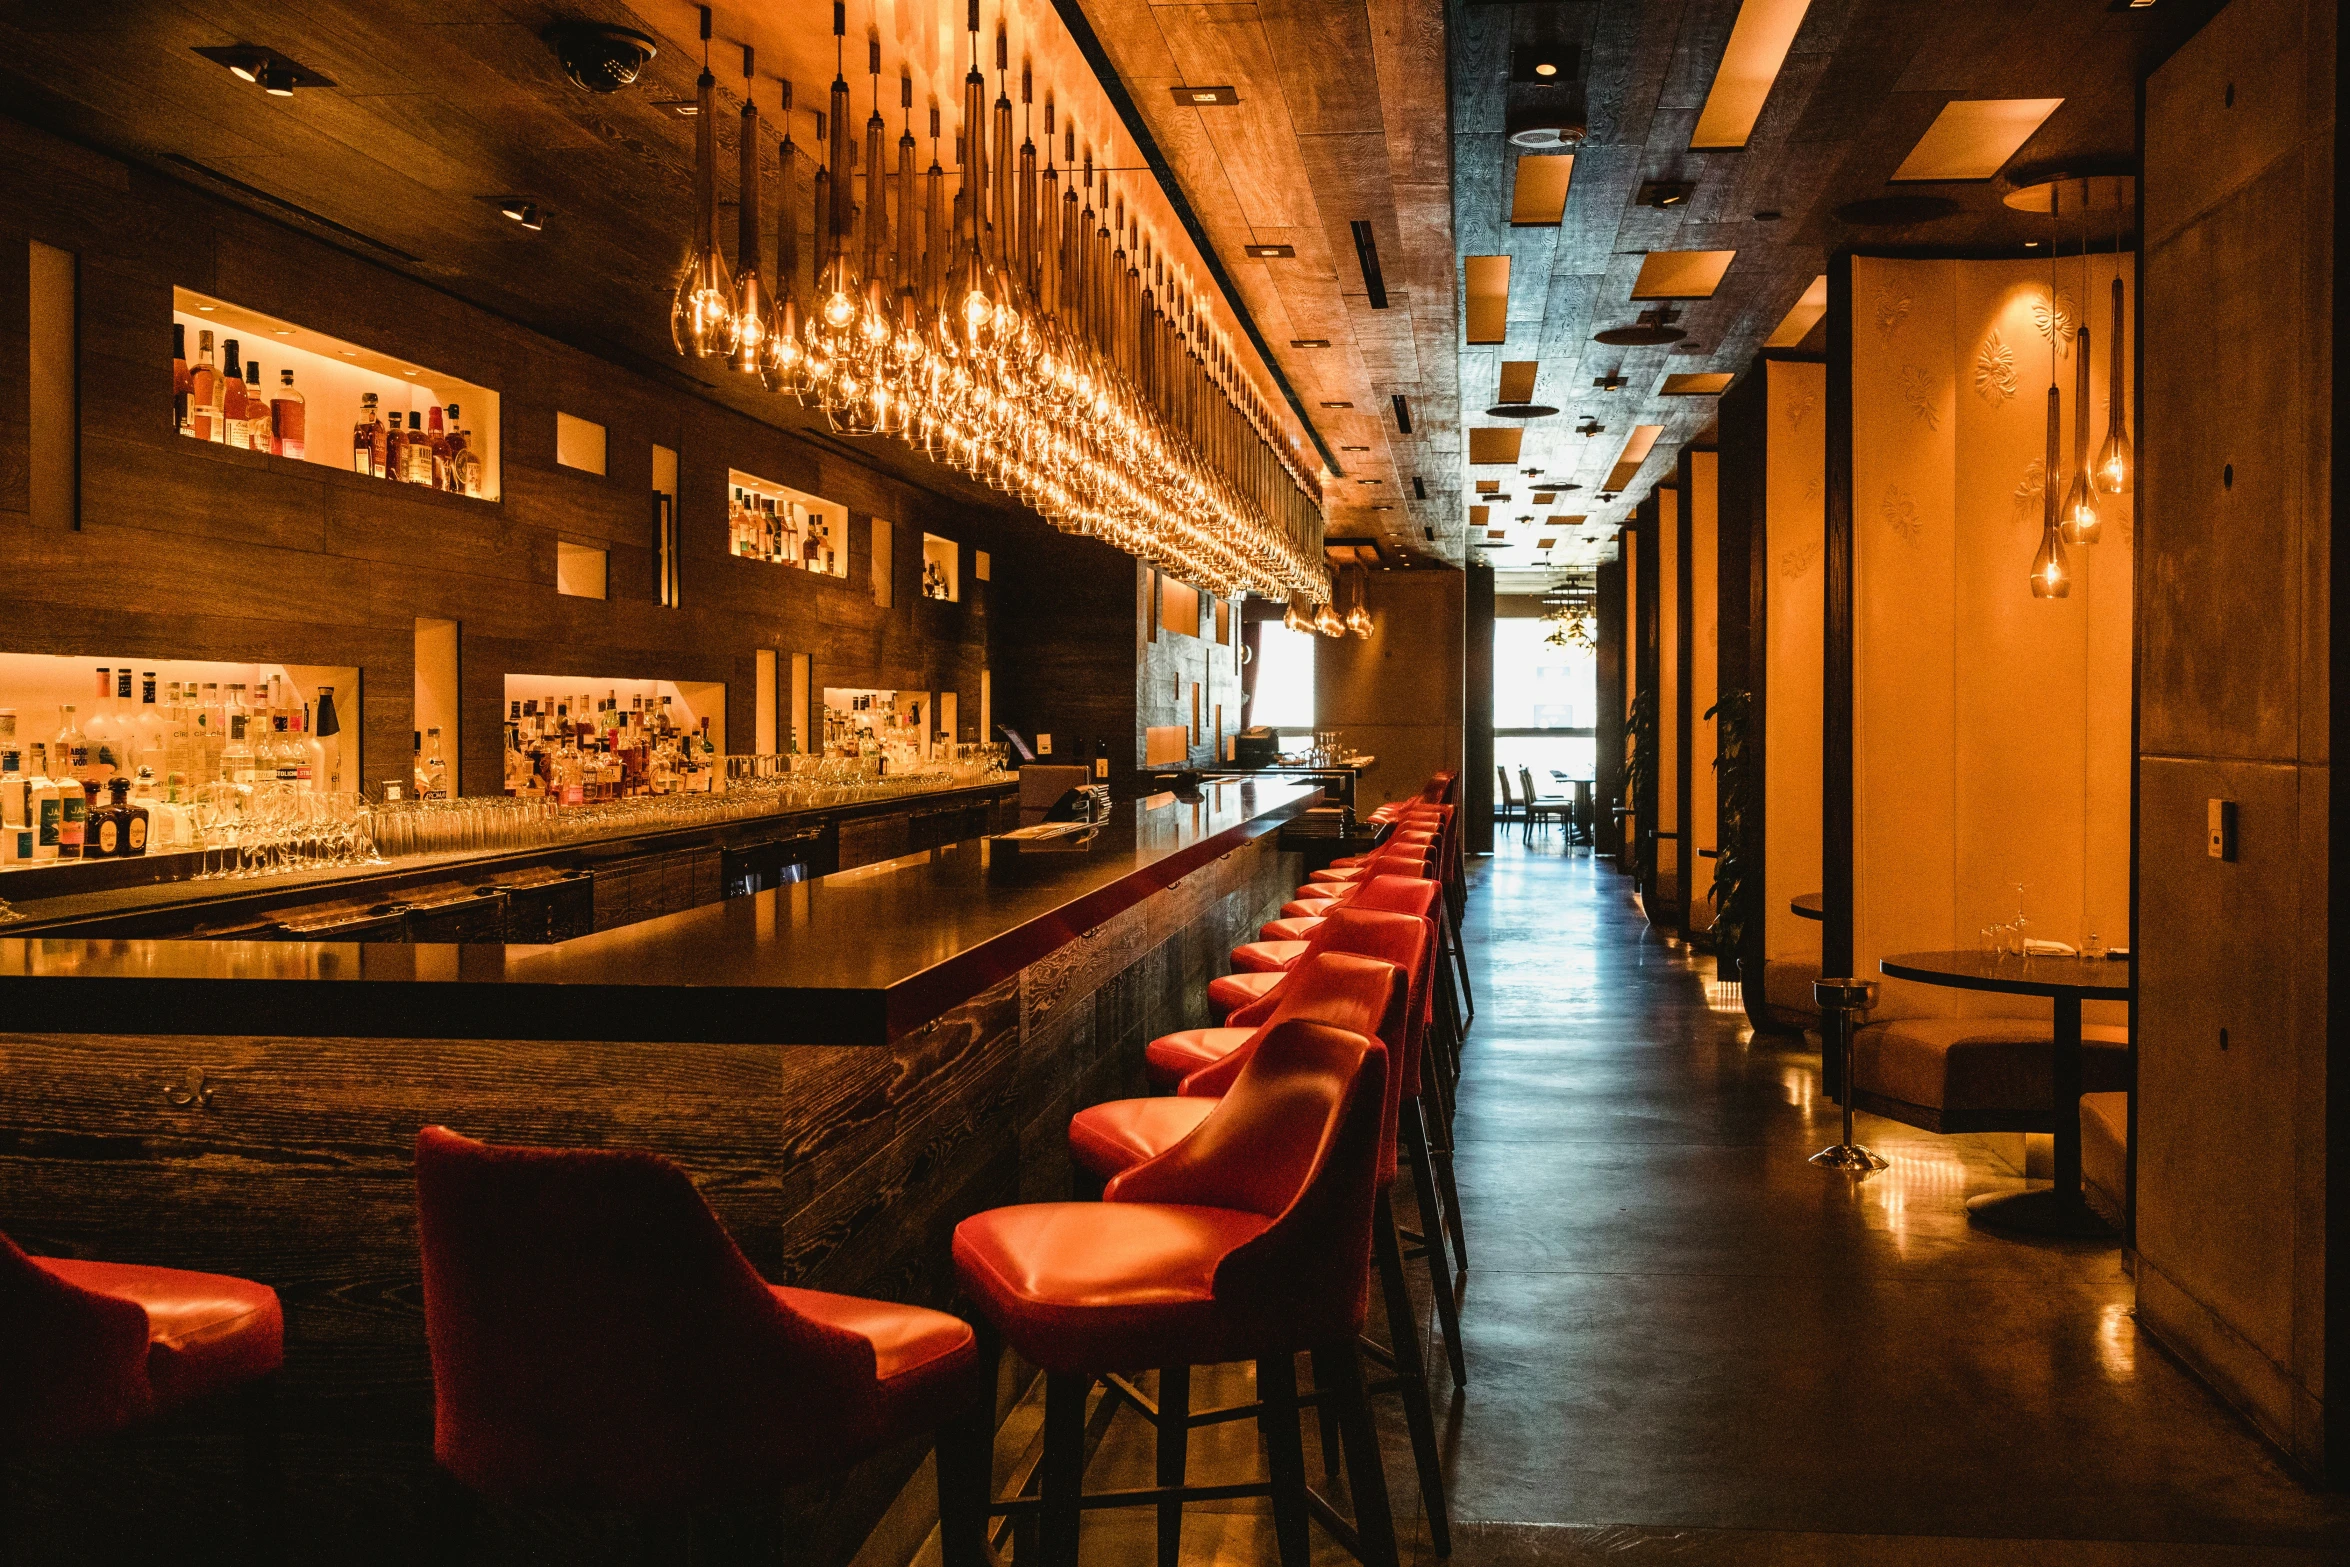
1025, 839, 2350, 1565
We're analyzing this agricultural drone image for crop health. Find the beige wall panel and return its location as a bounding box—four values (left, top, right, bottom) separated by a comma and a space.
1763, 361, 1825, 965
1688, 452, 1720, 925
1316, 571, 1464, 810
1657, 487, 1680, 883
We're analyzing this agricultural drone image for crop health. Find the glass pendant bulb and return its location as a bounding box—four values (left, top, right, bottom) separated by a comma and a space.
1282, 597, 1307, 633
726, 47, 772, 375
2031, 384, 2070, 598
2060, 323, 2099, 545
1313, 601, 1344, 637
2095, 273, 2131, 493
670, 15, 733, 359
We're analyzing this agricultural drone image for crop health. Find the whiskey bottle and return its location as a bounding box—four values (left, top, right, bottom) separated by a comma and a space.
272, 367, 307, 461
132, 671, 166, 783
404, 411, 433, 484
243, 362, 271, 453
447, 404, 482, 497
84, 668, 121, 782
220, 339, 248, 449
90, 777, 148, 858
191, 330, 220, 442
421, 726, 448, 800
426, 403, 449, 489
385, 409, 408, 483
173, 323, 191, 435
354, 392, 381, 475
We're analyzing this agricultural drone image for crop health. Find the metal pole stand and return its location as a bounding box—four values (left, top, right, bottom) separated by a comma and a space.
1809, 977, 1887, 1172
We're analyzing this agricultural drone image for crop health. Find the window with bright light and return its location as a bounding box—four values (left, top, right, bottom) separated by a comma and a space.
1496, 615, 1596, 785
1252, 623, 1316, 733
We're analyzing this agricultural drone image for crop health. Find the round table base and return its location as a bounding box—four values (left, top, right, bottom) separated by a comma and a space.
1810, 1143, 1888, 1173
1965, 1187, 2116, 1239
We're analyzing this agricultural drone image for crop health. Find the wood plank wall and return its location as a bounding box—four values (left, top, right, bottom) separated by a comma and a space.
0, 112, 1116, 800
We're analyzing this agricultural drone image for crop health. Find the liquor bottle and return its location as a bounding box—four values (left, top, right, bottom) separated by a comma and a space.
425, 404, 449, 489
404, 411, 433, 484
132, 671, 165, 783
199, 682, 226, 781
222, 685, 255, 784
90, 777, 148, 858
243, 362, 271, 453
165, 683, 199, 795
25, 742, 62, 861
448, 404, 482, 497
0, 721, 29, 868
271, 709, 301, 785
173, 323, 191, 435
272, 367, 307, 461
385, 408, 408, 483
354, 392, 379, 475
51, 708, 88, 855
83, 668, 120, 782
220, 339, 247, 448
1092, 736, 1109, 783
421, 727, 448, 799
313, 686, 341, 793
191, 330, 220, 441
803, 519, 821, 569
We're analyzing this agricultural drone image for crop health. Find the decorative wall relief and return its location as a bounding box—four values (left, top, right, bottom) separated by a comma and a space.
1973, 330, 2017, 402
1873, 287, 1912, 338
1880, 485, 1921, 544
1899, 365, 1939, 429
2013, 458, 2046, 525
2031, 289, 2077, 356
1779, 539, 1822, 579
1804, 474, 1824, 503
1785, 389, 1818, 428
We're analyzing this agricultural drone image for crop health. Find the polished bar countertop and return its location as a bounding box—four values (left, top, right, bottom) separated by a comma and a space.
0, 780, 1318, 1046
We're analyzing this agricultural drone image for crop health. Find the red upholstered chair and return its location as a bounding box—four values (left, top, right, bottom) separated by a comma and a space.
1078, 933, 1459, 1550
413, 1126, 991, 1557
1216, 876, 1447, 1015
1, 1228, 284, 1556
958, 1020, 1401, 1567
1281, 848, 1434, 919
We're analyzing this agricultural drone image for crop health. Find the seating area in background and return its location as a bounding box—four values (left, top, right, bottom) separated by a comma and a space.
6, 770, 1470, 1567
1496, 765, 1592, 848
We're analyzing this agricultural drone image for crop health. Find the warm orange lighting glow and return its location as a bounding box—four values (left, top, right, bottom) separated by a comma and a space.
1691, 0, 1813, 150
1466, 255, 1511, 343
1510, 154, 1575, 226
1630, 250, 1737, 300
1892, 98, 2064, 182
1767, 274, 1828, 347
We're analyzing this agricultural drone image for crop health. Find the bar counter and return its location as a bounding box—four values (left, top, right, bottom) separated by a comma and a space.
0, 779, 1319, 1046
0, 780, 1316, 1564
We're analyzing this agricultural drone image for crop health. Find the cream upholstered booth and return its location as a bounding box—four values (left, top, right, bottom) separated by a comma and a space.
1839, 253, 2134, 1135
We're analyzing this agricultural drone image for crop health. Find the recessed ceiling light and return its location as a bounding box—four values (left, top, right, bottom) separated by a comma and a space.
1594, 372, 1627, 391
1372, 504, 1393, 510
1691, 0, 1813, 150
1245, 243, 1295, 258
1342, 444, 1371, 451
1465, 255, 1510, 344
1359, 478, 1382, 484
1535, 61, 1557, 77
1767, 274, 1828, 347
499, 199, 544, 230
654, 98, 700, 116
195, 303, 217, 312
402, 369, 419, 377
1469, 427, 1525, 465
1891, 98, 2065, 182
1174, 85, 1239, 105
1290, 338, 1331, 348
1510, 154, 1575, 226
1320, 400, 1354, 409
2025, 239, 2042, 248
1631, 249, 1737, 299
271, 327, 295, 336
195, 45, 333, 92
1636, 180, 1695, 208
338, 349, 359, 357
1754, 209, 1783, 221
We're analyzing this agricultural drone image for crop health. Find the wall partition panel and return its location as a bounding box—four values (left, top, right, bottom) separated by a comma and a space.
1655, 487, 1681, 924
1595, 551, 1626, 863
1763, 361, 1827, 1016
1685, 451, 1720, 938
1846, 255, 2134, 1027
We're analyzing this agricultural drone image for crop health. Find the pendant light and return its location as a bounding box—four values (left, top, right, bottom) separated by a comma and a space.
2095, 204, 2132, 493
2030, 186, 2069, 598
1283, 595, 1308, 633
2059, 323, 2099, 544
727, 45, 772, 376
765, 81, 810, 394
670, 7, 733, 358
1344, 567, 1374, 637
1313, 599, 1344, 637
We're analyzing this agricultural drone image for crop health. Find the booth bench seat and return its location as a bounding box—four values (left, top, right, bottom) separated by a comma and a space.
1850, 1017, 2131, 1134
1760, 957, 1823, 1032
2082, 1090, 2129, 1228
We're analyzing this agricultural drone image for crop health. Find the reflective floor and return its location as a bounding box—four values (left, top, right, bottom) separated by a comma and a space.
951, 840, 2350, 1564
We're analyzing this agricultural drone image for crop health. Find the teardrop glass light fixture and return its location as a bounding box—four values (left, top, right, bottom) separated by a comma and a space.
2060, 322, 2099, 545
1344, 569, 1373, 637
726, 46, 772, 376
2095, 271, 2131, 492
2031, 384, 2070, 599
1283, 596, 1308, 633
1313, 600, 1345, 637
671, 7, 733, 358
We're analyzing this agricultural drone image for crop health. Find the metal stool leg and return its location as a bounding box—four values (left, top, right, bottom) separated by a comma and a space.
1808, 978, 1886, 1172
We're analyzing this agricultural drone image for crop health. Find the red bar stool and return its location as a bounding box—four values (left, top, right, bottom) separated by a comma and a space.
1, 1229, 284, 1560
957, 1019, 1401, 1567
413, 1126, 992, 1559
1076, 940, 1459, 1553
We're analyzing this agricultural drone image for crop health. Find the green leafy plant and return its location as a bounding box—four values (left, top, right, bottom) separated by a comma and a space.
1706, 688, 1754, 975
1623, 688, 1654, 873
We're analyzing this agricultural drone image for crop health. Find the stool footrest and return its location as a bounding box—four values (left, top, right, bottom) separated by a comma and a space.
990, 1479, 1276, 1516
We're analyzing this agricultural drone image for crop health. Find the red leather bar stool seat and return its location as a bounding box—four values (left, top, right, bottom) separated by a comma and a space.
1125, 946, 1405, 1120
1143, 1026, 1256, 1090
414, 1124, 990, 1549
958, 1020, 1401, 1567
1217, 876, 1444, 1020
1321, 829, 1437, 873
1066, 1095, 1216, 1179
4, 1232, 285, 1446
1226, 937, 1309, 975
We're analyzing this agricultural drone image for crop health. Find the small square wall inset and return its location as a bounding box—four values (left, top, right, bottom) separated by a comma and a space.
556, 540, 607, 599
556, 411, 606, 475
920, 533, 960, 602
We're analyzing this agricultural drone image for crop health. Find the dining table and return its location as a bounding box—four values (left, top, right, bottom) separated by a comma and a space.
1877, 949, 2132, 1238
1791, 892, 1823, 922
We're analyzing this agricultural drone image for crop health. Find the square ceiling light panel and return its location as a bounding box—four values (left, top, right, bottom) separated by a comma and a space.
1603, 425, 1664, 493
1510, 155, 1575, 226
1465, 255, 1511, 344
1661, 372, 1735, 395
1690, 0, 1814, 149
1891, 99, 2063, 181
1631, 250, 1736, 299
1498, 361, 1539, 403
1469, 427, 1526, 465
1767, 274, 1828, 347
1469, 505, 1491, 526
1476, 478, 1502, 493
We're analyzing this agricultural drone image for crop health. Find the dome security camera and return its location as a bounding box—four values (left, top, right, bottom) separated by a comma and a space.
545, 22, 658, 94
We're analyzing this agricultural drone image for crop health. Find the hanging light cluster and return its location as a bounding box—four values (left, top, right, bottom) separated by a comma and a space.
2029, 177, 2132, 600
668, 2, 1327, 606
1541, 575, 1595, 650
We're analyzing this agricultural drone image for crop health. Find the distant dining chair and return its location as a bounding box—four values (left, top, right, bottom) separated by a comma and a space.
1518, 767, 1568, 844
1494, 766, 1521, 829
